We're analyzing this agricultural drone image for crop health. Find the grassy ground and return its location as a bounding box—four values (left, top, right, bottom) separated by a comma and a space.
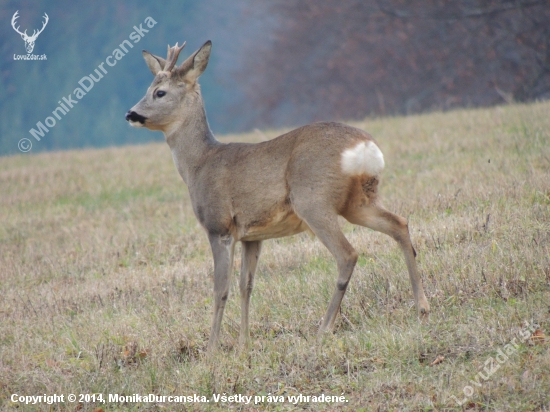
0, 101, 549, 411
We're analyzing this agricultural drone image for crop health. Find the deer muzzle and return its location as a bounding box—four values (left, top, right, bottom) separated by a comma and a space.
125, 110, 147, 125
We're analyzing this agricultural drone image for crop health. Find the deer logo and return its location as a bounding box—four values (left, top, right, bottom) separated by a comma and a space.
11, 10, 49, 54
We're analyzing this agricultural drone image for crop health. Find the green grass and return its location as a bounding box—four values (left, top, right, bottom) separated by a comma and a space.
0, 101, 549, 411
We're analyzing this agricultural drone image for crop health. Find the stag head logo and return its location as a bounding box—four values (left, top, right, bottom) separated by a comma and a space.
11, 10, 49, 54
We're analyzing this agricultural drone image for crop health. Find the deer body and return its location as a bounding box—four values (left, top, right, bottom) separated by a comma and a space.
175, 121, 381, 242
126, 41, 429, 351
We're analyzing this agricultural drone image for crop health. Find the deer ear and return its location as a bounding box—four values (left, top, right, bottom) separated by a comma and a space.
142, 51, 166, 75
177, 40, 212, 82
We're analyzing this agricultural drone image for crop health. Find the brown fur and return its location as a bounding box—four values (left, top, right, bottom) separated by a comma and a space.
126, 41, 430, 351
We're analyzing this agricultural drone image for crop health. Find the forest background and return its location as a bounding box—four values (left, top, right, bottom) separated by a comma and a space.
1, 0, 549, 154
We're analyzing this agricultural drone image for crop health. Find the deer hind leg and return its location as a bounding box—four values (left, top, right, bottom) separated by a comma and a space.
207, 233, 236, 352
239, 240, 262, 348
293, 206, 358, 335
344, 203, 430, 316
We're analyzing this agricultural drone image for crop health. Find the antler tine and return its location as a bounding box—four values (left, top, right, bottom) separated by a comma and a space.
164, 41, 186, 72
11, 10, 19, 26
165, 44, 174, 69
38, 13, 48, 32
11, 10, 26, 36
27, 12, 48, 40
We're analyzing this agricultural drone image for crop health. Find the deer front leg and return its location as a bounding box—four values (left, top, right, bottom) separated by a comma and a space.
207, 233, 236, 352
239, 240, 262, 348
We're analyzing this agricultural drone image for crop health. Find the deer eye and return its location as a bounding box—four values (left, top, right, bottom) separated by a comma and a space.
155, 90, 166, 98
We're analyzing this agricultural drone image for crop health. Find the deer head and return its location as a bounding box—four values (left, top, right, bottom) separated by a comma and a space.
12, 11, 49, 54
126, 41, 212, 133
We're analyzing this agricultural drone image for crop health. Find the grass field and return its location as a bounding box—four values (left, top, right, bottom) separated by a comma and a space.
1, 101, 549, 411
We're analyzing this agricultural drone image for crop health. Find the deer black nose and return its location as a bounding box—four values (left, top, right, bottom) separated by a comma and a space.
126, 110, 146, 124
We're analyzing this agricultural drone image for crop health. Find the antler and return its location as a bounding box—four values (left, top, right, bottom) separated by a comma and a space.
11, 11, 26, 37
11, 11, 48, 40
28, 13, 49, 41
164, 42, 186, 72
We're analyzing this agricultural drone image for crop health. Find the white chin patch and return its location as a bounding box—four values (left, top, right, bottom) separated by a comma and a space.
341, 141, 385, 176
128, 120, 144, 128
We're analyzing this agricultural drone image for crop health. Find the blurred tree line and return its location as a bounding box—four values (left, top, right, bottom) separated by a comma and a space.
1, 0, 548, 155
240, 0, 550, 128
0, 0, 270, 154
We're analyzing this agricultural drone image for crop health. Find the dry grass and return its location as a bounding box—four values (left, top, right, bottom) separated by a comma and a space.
1, 101, 549, 411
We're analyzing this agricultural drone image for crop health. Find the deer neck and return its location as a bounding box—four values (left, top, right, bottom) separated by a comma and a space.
164, 95, 219, 185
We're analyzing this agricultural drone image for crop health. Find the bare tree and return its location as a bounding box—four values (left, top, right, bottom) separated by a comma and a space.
239, 0, 550, 128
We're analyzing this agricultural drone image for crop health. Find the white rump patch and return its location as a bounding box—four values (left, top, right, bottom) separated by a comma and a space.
341, 141, 385, 176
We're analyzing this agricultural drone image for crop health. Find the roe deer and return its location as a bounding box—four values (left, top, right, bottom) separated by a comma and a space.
126, 41, 430, 351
